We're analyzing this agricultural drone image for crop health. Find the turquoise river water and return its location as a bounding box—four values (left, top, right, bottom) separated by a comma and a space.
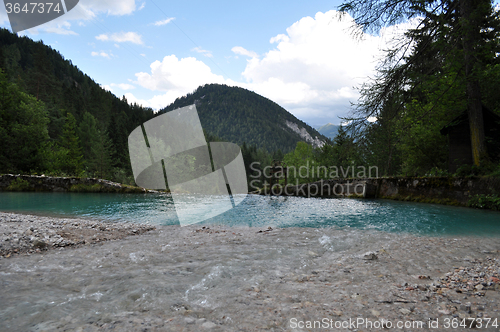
0, 192, 499, 236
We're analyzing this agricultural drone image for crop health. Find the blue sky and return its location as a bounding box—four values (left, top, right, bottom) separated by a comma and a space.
1, 0, 413, 126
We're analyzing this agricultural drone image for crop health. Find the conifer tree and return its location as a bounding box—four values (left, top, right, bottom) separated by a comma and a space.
88, 126, 115, 179
77, 112, 99, 165
59, 112, 83, 175
339, 0, 500, 167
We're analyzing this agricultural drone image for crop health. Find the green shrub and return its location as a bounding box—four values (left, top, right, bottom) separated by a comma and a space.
455, 164, 480, 177
489, 165, 500, 178
426, 167, 449, 177
6, 178, 31, 191
467, 194, 500, 211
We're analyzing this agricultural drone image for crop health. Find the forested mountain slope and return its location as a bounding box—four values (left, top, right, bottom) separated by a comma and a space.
0, 28, 154, 179
160, 84, 327, 153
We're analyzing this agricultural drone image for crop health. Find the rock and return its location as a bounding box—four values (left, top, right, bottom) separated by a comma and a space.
363, 252, 378, 260
201, 321, 217, 329
460, 303, 472, 314
32, 239, 47, 248
417, 285, 427, 291
399, 308, 411, 315
184, 317, 195, 324
332, 310, 343, 316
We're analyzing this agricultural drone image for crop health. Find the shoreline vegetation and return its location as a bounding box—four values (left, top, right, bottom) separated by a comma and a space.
0, 174, 159, 194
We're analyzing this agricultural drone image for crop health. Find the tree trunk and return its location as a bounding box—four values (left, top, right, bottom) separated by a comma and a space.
460, 0, 487, 166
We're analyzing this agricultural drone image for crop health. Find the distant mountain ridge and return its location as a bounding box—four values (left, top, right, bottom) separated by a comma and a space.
159, 84, 327, 153
316, 123, 340, 140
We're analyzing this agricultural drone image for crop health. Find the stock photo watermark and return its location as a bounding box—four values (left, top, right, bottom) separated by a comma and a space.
252, 161, 379, 182
4, 0, 79, 33
128, 104, 248, 226
249, 161, 379, 197
289, 317, 499, 329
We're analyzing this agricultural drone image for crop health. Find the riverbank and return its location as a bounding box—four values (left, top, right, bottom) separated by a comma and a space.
0, 174, 158, 193
0, 212, 499, 331
0, 212, 156, 258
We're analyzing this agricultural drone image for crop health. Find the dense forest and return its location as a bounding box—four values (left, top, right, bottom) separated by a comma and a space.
0, 28, 155, 183
335, 0, 500, 177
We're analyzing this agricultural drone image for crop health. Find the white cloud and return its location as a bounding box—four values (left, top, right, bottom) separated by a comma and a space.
124, 93, 151, 107
138, 2, 146, 10
91, 51, 112, 58
231, 46, 259, 58
100, 84, 113, 92
130, 55, 232, 109
236, 10, 412, 125
43, 21, 78, 35
96, 32, 143, 44
111, 83, 136, 90
10, 16, 78, 35
270, 34, 289, 44
78, 0, 137, 16
192, 47, 213, 58
153, 18, 175, 26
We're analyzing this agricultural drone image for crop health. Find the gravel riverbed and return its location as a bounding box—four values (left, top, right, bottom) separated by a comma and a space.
0, 212, 499, 331
0, 212, 156, 258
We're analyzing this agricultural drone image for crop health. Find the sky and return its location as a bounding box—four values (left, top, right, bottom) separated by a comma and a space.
1, 0, 413, 127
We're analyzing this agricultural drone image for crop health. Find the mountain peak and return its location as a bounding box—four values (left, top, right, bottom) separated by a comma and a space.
159, 84, 328, 152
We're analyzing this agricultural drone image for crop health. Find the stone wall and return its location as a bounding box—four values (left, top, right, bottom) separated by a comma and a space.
258, 176, 500, 206
370, 176, 500, 206
0, 174, 153, 193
